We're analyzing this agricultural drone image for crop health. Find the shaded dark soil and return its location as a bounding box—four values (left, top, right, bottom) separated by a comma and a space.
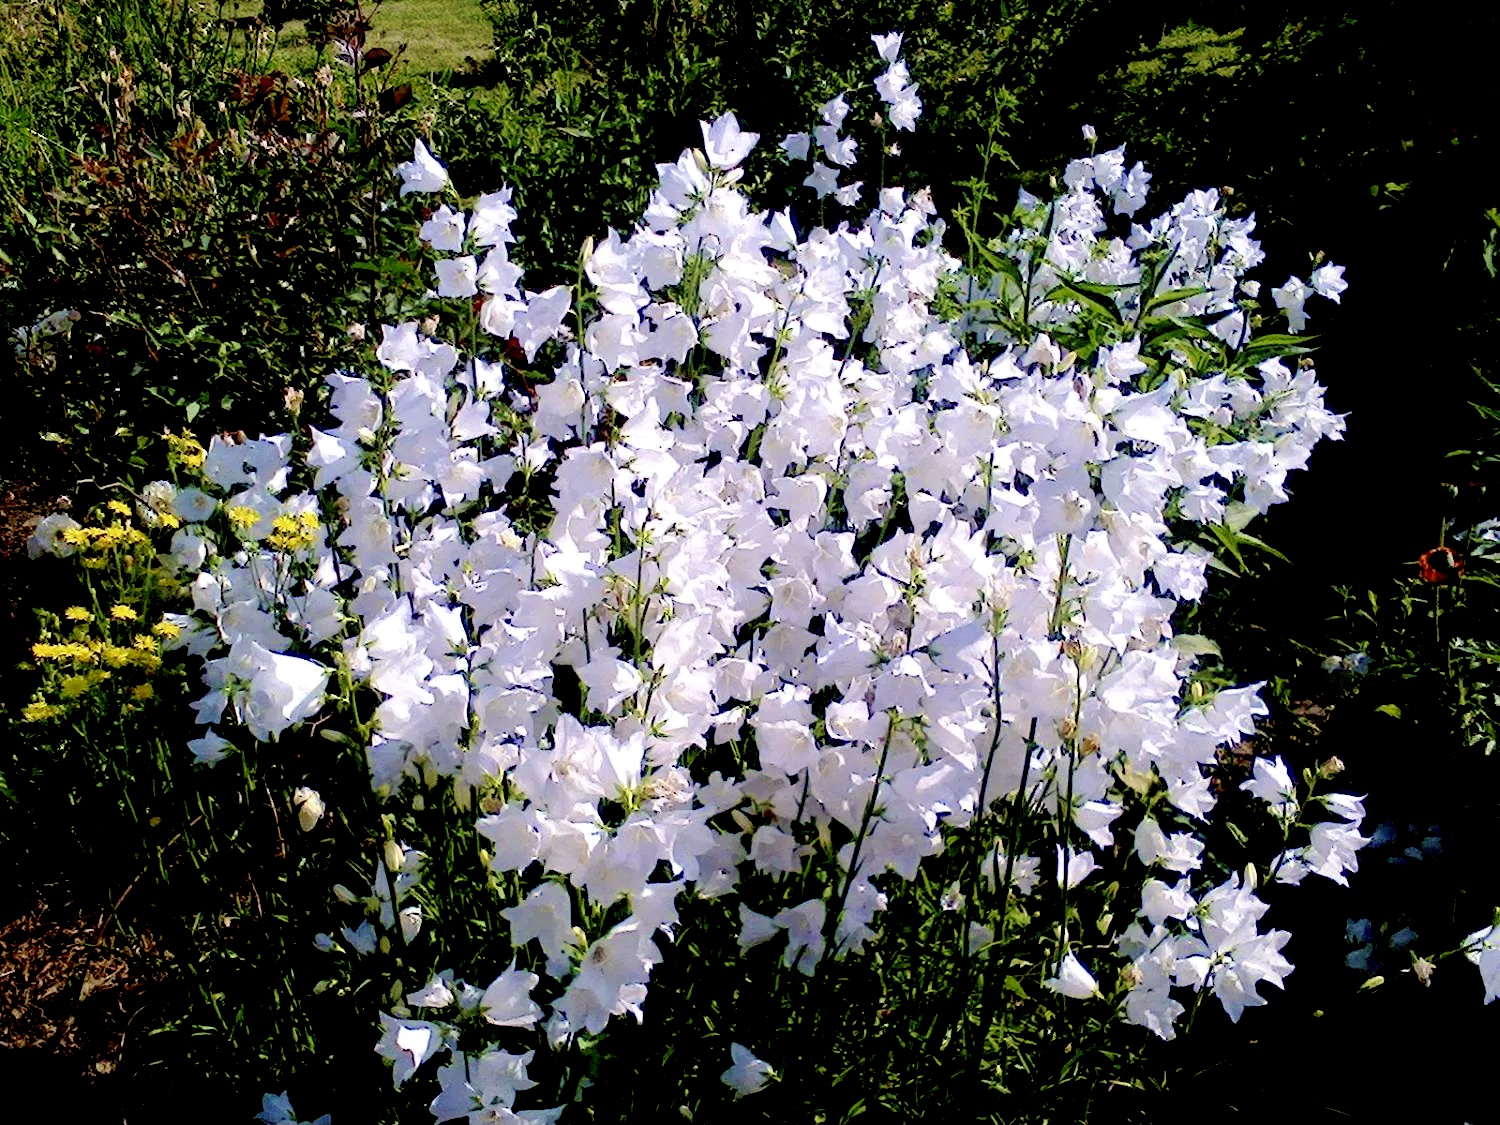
0, 888, 169, 1123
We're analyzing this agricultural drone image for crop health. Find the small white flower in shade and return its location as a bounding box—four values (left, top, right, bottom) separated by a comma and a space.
871, 31, 903, 61
1081, 123, 1098, 144
255, 1091, 331, 1125
399, 905, 423, 942
407, 973, 455, 1009
774, 898, 827, 975
738, 904, 780, 950
888, 89, 922, 131
291, 786, 324, 832
374, 1013, 448, 1088
469, 187, 518, 246
1043, 952, 1101, 999
231, 644, 329, 741
396, 140, 448, 195
187, 729, 233, 766
700, 112, 759, 169
1272, 275, 1309, 332
481, 962, 543, 1028
721, 1043, 775, 1098
1465, 925, 1500, 1003
815, 124, 857, 166
341, 921, 377, 954
1322, 792, 1366, 823
513, 285, 572, 361
435, 255, 478, 298
803, 161, 840, 198
25, 512, 80, 558
1310, 263, 1347, 303
779, 131, 811, 161
418, 204, 466, 251
172, 487, 217, 523
1241, 755, 1296, 806
255, 1092, 296, 1124
833, 181, 862, 207
1056, 846, 1098, 889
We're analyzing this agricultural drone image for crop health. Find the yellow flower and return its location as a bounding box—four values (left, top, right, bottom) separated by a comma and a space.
110, 604, 139, 622
101, 644, 133, 668
106, 499, 132, 518
126, 649, 161, 674
131, 683, 154, 702
22, 701, 63, 722
226, 505, 261, 533
153, 619, 182, 639
165, 429, 207, 471
60, 675, 93, 699
64, 606, 91, 622
32, 641, 95, 664
268, 510, 320, 552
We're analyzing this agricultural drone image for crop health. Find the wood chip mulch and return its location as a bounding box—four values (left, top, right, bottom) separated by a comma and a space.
0, 887, 169, 1083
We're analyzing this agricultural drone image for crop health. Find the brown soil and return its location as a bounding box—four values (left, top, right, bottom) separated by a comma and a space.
0, 887, 168, 1088
0, 477, 66, 709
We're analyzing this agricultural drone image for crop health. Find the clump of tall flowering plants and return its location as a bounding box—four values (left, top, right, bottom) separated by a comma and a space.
26, 32, 1441, 1123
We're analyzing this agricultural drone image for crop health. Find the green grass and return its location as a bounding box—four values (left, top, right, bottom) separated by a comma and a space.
224, 0, 494, 75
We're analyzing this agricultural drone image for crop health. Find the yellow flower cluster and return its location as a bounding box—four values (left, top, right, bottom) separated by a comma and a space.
24, 489, 188, 722
268, 510, 320, 553
60, 522, 152, 553
32, 640, 98, 662
60, 669, 111, 698
165, 429, 207, 472
32, 635, 162, 674
226, 505, 262, 533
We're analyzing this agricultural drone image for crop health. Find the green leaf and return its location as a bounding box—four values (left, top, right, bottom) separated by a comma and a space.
1141, 316, 1216, 349
1374, 703, 1402, 719
1207, 522, 1246, 569
1233, 529, 1289, 563
1046, 279, 1124, 326
975, 242, 1022, 280
1146, 284, 1208, 312
1223, 500, 1258, 533
1237, 332, 1319, 364
1173, 634, 1222, 658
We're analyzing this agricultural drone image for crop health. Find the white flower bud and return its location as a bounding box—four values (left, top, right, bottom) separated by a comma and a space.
292, 786, 324, 833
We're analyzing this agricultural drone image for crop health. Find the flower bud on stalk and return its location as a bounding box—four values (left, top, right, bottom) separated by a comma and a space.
293, 786, 324, 832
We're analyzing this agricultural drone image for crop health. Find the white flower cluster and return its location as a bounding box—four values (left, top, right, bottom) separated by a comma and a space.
72, 36, 1380, 1120
780, 33, 920, 206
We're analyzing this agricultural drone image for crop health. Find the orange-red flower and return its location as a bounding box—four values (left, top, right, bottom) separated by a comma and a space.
1418, 546, 1465, 584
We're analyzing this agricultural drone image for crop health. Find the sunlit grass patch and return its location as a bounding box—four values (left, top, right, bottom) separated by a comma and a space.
223, 0, 493, 75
